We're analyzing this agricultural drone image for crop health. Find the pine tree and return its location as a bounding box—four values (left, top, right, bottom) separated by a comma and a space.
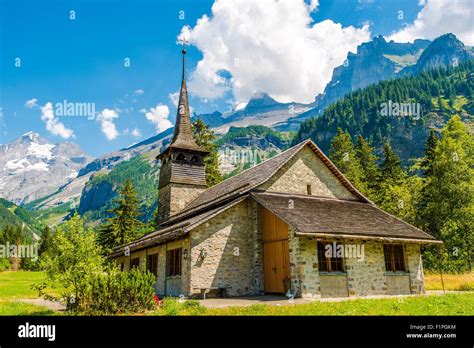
38, 226, 53, 257
380, 142, 404, 184
420, 129, 439, 178
99, 179, 144, 252
355, 135, 379, 197
192, 118, 223, 187
329, 128, 363, 189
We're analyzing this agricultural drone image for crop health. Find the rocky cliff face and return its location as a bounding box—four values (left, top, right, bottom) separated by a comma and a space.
0, 132, 92, 204
402, 33, 472, 75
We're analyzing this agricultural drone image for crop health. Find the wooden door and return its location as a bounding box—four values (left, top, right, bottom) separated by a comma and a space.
261, 207, 290, 293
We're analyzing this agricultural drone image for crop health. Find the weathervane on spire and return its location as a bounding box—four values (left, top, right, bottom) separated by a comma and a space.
178, 38, 189, 80
179, 38, 189, 55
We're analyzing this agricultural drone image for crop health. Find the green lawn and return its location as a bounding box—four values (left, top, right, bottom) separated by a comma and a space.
0, 301, 55, 316
0, 271, 56, 315
153, 293, 474, 316
0, 271, 473, 316
0, 271, 46, 299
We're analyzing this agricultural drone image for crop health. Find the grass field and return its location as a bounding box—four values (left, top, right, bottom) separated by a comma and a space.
153, 293, 474, 316
0, 271, 46, 299
0, 271, 473, 316
424, 272, 474, 291
0, 271, 53, 315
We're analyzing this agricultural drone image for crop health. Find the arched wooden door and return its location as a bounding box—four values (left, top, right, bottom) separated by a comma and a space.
260, 207, 290, 294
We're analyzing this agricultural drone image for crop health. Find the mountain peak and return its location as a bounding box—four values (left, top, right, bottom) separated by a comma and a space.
21, 131, 42, 143
0, 132, 93, 204
245, 92, 279, 109
401, 33, 470, 75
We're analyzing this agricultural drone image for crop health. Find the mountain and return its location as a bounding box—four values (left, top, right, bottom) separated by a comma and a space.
27, 128, 170, 217
294, 60, 474, 162
402, 33, 472, 75
212, 92, 312, 134
22, 33, 473, 224
77, 155, 158, 222
0, 132, 93, 204
216, 125, 293, 176
323, 36, 430, 107
283, 33, 472, 130
0, 198, 43, 236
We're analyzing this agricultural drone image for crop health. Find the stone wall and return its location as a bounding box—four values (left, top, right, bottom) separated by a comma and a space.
386, 275, 411, 295
188, 199, 262, 297
345, 241, 387, 296
157, 183, 206, 222
406, 243, 425, 294
288, 236, 426, 298
258, 146, 358, 200
320, 274, 349, 298
288, 230, 320, 299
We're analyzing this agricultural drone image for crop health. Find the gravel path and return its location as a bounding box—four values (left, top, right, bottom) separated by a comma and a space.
17, 298, 66, 311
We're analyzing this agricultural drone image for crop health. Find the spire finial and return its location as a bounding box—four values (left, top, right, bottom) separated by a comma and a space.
179, 38, 189, 80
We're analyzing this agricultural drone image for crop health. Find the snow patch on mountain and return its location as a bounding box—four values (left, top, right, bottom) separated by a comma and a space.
0, 132, 93, 204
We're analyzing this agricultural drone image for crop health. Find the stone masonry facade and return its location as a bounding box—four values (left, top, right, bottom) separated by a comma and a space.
117, 143, 427, 298
288, 234, 425, 299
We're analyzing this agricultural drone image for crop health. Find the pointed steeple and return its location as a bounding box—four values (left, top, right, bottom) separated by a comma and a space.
167, 46, 207, 153
156, 45, 210, 223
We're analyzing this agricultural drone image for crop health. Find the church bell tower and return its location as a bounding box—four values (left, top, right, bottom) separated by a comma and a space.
157, 46, 209, 224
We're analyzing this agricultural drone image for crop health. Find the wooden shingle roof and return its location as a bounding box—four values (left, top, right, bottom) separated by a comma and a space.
252, 192, 440, 243
111, 196, 248, 256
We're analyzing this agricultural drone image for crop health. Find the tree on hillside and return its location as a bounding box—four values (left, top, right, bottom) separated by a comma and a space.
99, 179, 144, 253
419, 115, 473, 271
374, 142, 421, 224
192, 118, 223, 187
420, 129, 439, 178
329, 128, 363, 190
380, 142, 405, 184
416, 129, 439, 228
38, 226, 53, 257
355, 135, 380, 198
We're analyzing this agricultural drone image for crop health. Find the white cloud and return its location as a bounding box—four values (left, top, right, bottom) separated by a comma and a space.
97, 108, 120, 140
387, 0, 474, 45
25, 98, 38, 109
40, 102, 74, 139
142, 105, 173, 133
131, 128, 141, 137
169, 91, 180, 107
123, 127, 142, 138
134, 89, 144, 95
179, 0, 370, 104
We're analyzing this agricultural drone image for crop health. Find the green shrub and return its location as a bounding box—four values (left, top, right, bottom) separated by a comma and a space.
68, 267, 156, 315
0, 258, 10, 272
36, 214, 156, 315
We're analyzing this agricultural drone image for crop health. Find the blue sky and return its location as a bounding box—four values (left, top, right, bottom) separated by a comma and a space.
0, 0, 471, 157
